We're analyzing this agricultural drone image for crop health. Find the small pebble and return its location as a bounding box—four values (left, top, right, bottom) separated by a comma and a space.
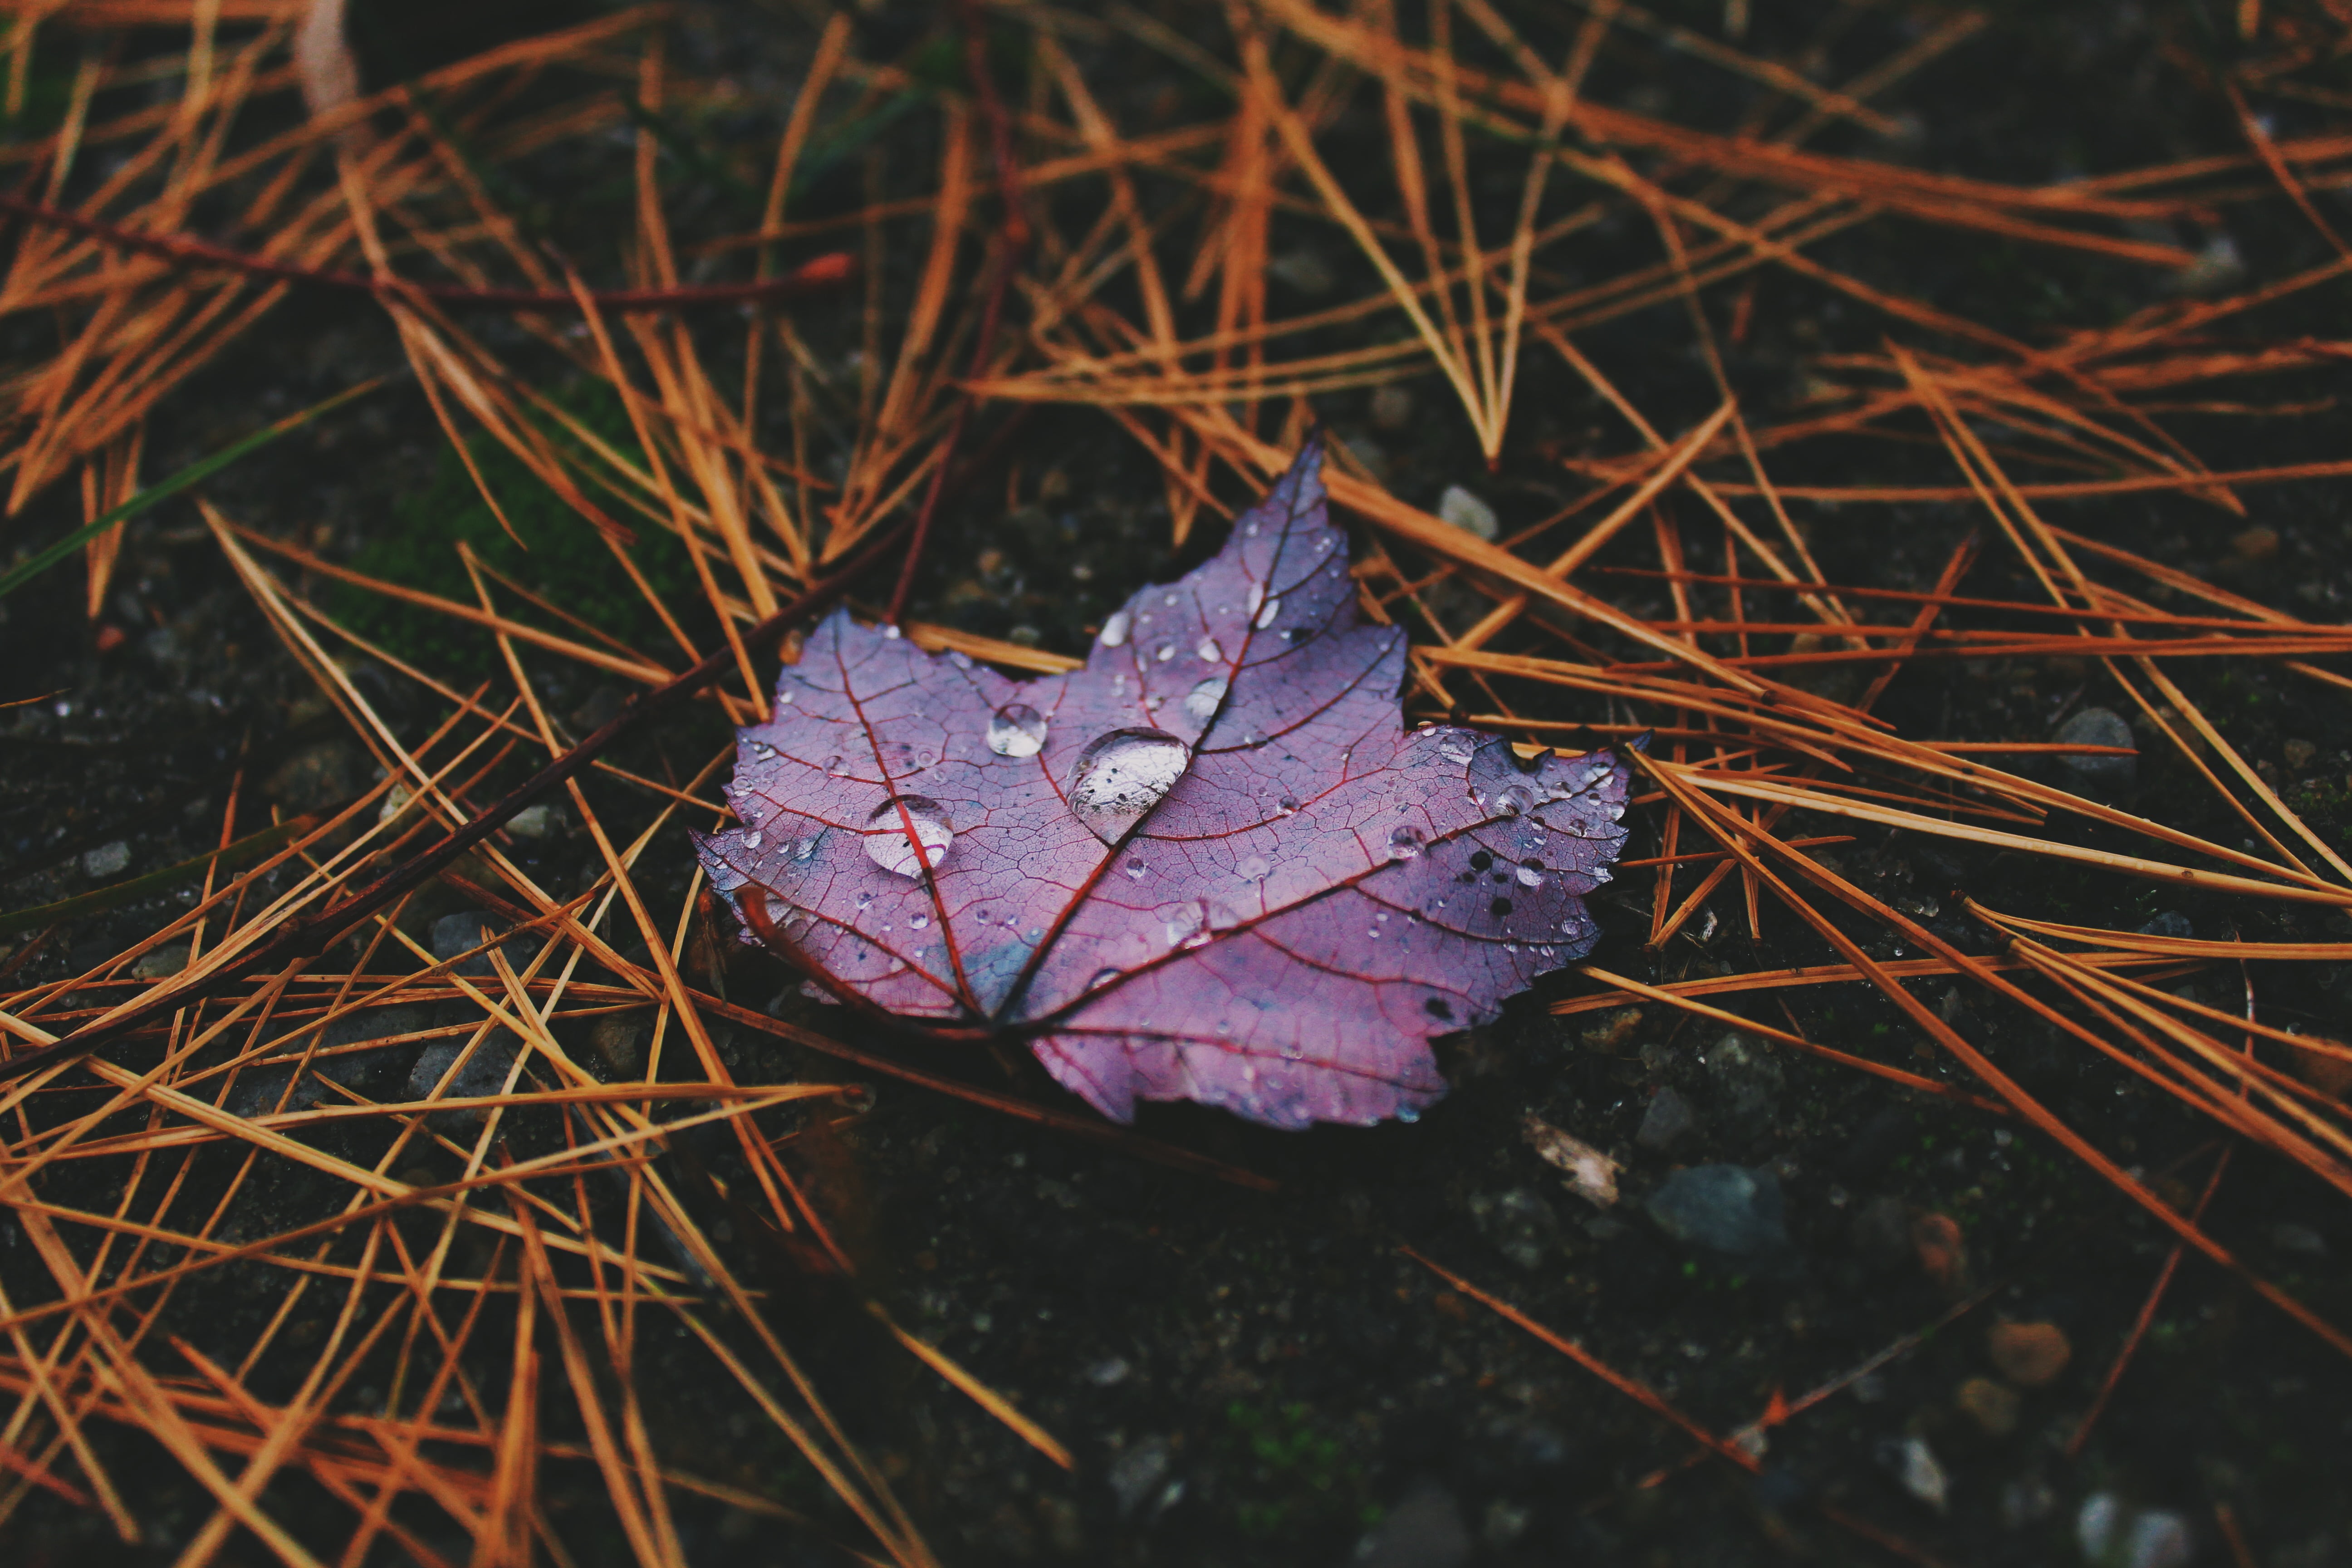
506, 804, 559, 841
2136, 911, 2193, 940
1987, 1321, 2072, 1387
1955, 1376, 2021, 1437
2269, 1220, 2328, 1258
82, 840, 131, 879
131, 942, 191, 980
2078, 1493, 2194, 1568
1352, 1478, 1471, 1568
1437, 485, 1499, 542
1885, 1435, 1949, 1512
2230, 524, 2280, 564
1370, 384, 1416, 431
1268, 249, 1334, 295
1911, 1210, 1970, 1293
2055, 708, 2136, 794
1635, 1085, 1696, 1151
1646, 1164, 1790, 1260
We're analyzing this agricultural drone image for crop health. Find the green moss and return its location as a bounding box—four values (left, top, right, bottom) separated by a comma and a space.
1222, 1399, 1366, 1540
334, 387, 692, 671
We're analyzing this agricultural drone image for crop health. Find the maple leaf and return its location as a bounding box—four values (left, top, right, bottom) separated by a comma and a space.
697, 440, 1631, 1129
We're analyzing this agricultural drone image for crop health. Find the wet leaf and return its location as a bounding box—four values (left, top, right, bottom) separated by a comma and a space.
698, 440, 1631, 1128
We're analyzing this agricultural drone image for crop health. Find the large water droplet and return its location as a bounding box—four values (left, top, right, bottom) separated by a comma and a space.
1196, 636, 1224, 663
1437, 734, 1476, 766
1087, 966, 1122, 992
1246, 583, 1264, 617
748, 740, 777, 760
1183, 676, 1228, 723
744, 830, 764, 850
1516, 858, 1546, 889
986, 702, 1048, 758
1068, 729, 1190, 843
862, 795, 954, 877
1255, 596, 1280, 629
1160, 899, 1209, 948
909, 911, 929, 930
1100, 609, 1131, 647
1479, 780, 1538, 818
1154, 641, 1175, 663
1387, 825, 1426, 860
1123, 855, 1148, 880
1237, 854, 1269, 881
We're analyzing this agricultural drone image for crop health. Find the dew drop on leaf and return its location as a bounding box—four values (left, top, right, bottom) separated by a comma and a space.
1100, 610, 1131, 647
986, 702, 1049, 758
1068, 728, 1190, 843
862, 795, 954, 877
1237, 854, 1269, 881
1123, 855, 1148, 880
1183, 676, 1228, 723
744, 830, 764, 849
909, 912, 929, 930
1154, 641, 1175, 663
749, 740, 777, 760
1516, 859, 1546, 888
1197, 636, 1224, 663
1255, 596, 1280, 629
1246, 583, 1264, 617
1387, 825, 1425, 860
1438, 734, 1476, 765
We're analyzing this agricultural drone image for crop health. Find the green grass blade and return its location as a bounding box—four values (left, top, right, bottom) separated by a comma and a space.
0, 375, 391, 603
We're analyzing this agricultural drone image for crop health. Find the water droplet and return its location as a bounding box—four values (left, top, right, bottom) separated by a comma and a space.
1237, 854, 1269, 881
1387, 825, 1426, 860
744, 830, 764, 850
1246, 583, 1264, 617
947, 649, 974, 670
914, 749, 937, 769
778, 689, 796, 704
1154, 641, 1175, 663
862, 795, 954, 877
1516, 859, 1546, 889
1087, 967, 1122, 992
749, 740, 777, 760
910, 911, 929, 930
1196, 636, 1224, 663
1164, 592, 1179, 606
1480, 780, 1537, 817
882, 623, 902, 640
792, 836, 818, 861
1255, 596, 1280, 629
1068, 729, 1190, 843
1245, 521, 1260, 537
1438, 734, 1476, 765
1100, 610, 1131, 647
1276, 794, 1300, 816
1123, 855, 1148, 880
1161, 899, 1208, 948
986, 702, 1049, 758
1183, 676, 1228, 723
1397, 1104, 1421, 1123
825, 754, 848, 776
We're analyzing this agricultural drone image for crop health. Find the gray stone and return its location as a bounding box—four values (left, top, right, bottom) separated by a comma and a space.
506, 804, 559, 841
2137, 911, 2193, 940
1370, 384, 1415, 432
408, 1037, 520, 1111
2078, 1493, 2193, 1568
1636, 1085, 1696, 1150
2056, 707, 2137, 793
132, 941, 191, 980
1646, 1165, 1790, 1260
264, 741, 364, 812
1437, 485, 1499, 542
1352, 1479, 1470, 1568
1704, 1032, 1783, 1124
1107, 1437, 1171, 1519
81, 840, 131, 879
430, 911, 525, 976
1469, 1188, 1562, 1271
1268, 249, 1333, 295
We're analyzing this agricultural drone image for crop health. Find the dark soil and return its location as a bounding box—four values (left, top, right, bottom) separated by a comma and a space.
5, 4, 2352, 1565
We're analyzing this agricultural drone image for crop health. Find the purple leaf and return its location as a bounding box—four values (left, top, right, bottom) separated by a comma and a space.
697, 439, 1631, 1129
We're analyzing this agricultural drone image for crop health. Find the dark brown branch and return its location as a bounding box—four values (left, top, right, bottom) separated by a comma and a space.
0, 194, 857, 314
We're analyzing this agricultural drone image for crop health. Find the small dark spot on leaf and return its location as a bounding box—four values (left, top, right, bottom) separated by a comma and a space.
1490, 897, 1514, 917
1469, 850, 1494, 871
1425, 997, 1455, 1022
